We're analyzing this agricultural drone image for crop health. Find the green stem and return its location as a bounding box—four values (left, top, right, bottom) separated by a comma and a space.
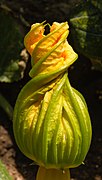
36, 166, 70, 180
0, 93, 13, 120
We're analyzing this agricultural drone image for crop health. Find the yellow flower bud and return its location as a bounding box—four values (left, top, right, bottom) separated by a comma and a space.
13, 21, 92, 173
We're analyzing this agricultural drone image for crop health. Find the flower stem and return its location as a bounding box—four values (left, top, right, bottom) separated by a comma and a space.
36, 166, 70, 180
0, 93, 13, 120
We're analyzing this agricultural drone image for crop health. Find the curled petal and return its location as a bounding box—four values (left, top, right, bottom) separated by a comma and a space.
24, 22, 77, 78
24, 22, 45, 55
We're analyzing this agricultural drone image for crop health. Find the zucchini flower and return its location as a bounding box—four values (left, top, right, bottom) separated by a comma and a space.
13, 22, 92, 180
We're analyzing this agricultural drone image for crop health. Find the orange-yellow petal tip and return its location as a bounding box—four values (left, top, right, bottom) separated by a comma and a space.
24, 23, 45, 55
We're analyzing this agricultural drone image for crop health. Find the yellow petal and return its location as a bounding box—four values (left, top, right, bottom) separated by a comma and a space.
28, 22, 77, 77
24, 23, 45, 55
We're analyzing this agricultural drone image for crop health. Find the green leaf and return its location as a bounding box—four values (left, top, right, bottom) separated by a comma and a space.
0, 160, 12, 180
69, 1, 102, 71
0, 9, 24, 82
0, 93, 13, 120
88, 0, 102, 13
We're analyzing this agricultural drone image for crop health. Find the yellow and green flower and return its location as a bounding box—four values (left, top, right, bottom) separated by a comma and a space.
13, 21, 92, 180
